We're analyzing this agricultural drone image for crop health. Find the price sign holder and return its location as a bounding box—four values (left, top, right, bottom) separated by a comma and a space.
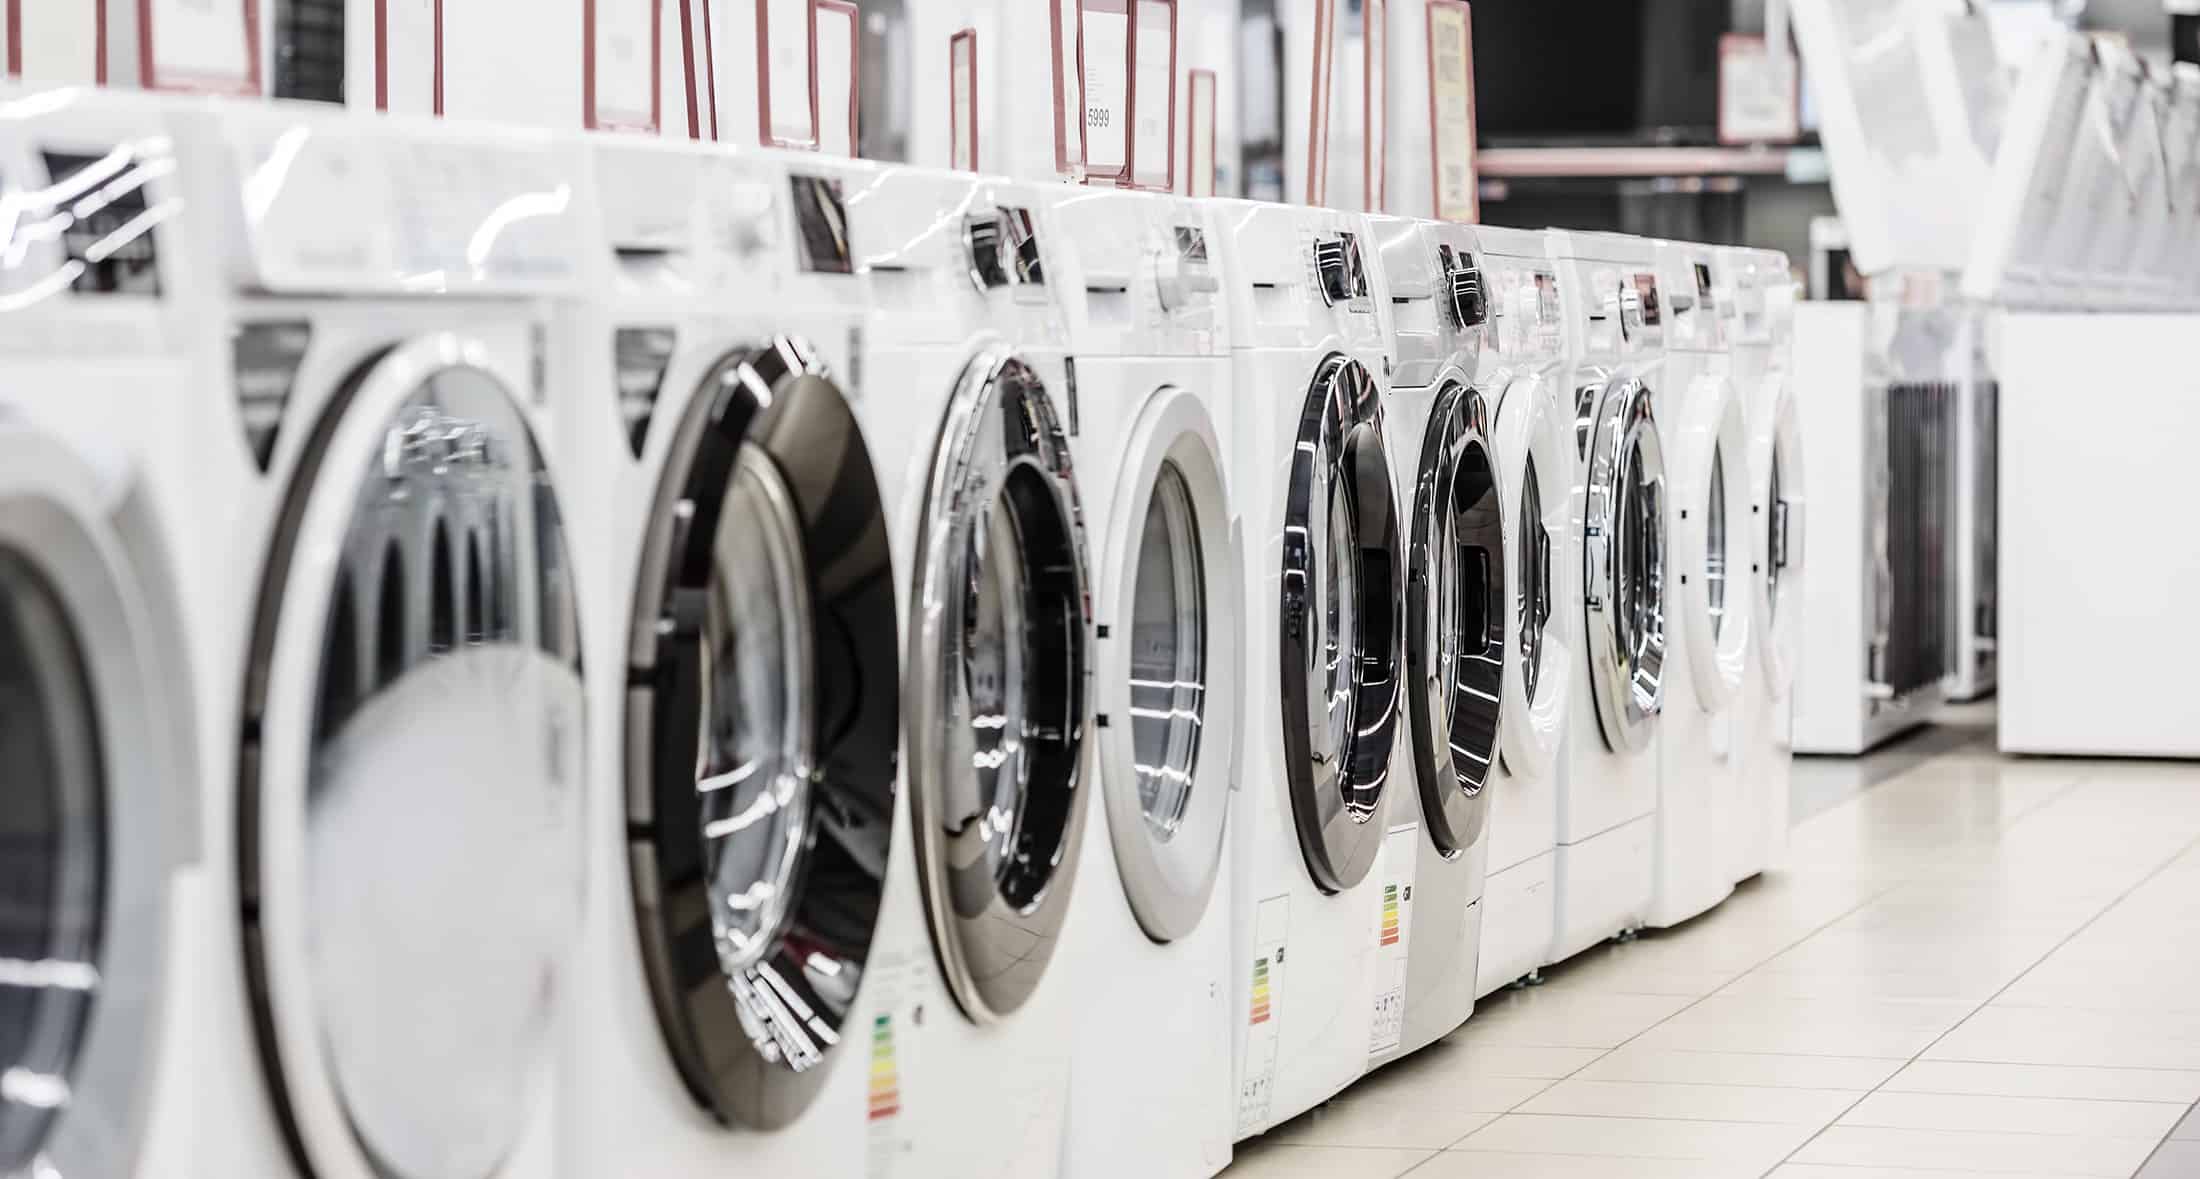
5, 0, 109, 84
1306, 0, 1338, 205
138, 0, 261, 94
1081, 0, 1131, 184
1363, 0, 1386, 211
815, 0, 858, 156
373, 0, 443, 114
674, 0, 719, 139
1718, 33, 1801, 145
1187, 66, 1217, 197
758, 0, 819, 149
1125, 0, 1176, 191
950, 27, 978, 172
1050, 0, 1088, 180
586, 0, 663, 133
1425, 0, 1479, 222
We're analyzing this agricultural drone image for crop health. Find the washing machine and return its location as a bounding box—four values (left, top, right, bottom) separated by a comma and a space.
1543, 230, 1668, 967
0, 85, 200, 1179
110, 98, 587, 1179
1039, 187, 1243, 1179
1722, 247, 1802, 885
548, 135, 904, 1177
1643, 238, 1750, 932
1469, 226, 1575, 998
1366, 213, 1498, 1061
1212, 199, 1402, 1138
810, 159, 1094, 1178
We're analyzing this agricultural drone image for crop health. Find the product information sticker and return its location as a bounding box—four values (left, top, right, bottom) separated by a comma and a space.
1368, 822, 1418, 1056
1234, 893, 1289, 1136
862, 948, 927, 1179
1427, 0, 1478, 222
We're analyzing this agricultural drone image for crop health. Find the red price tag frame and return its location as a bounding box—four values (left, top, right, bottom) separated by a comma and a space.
1424, 0, 1479, 223
4, 0, 111, 83
1363, 0, 1387, 211
674, 0, 719, 139
1187, 66, 1217, 197
1049, 0, 1089, 179
949, 26, 979, 173
1306, 0, 1337, 206
815, 0, 859, 153
757, 0, 820, 149
585, 0, 663, 133
372, 0, 443, 114
1124, 0, 1177, 192
1082, 0, 1131, 185
137, 0, 261, 95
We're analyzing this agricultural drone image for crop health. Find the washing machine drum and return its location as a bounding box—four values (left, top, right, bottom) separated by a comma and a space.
1405, 381, 1504, 856
1, 435, 178, 1179
238, 347, 587, 1179
1579, 374, 1669, 754
626, 340, 899, 1130
907, 350, 1091, 1023
1281, 354, 1402, 894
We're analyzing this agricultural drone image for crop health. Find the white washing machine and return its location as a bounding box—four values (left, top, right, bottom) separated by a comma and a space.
1212, 200, 1401, 1138
1544, 230, 1668, 967
1042, 188, 1243, 1179
0, 85, 200, 1179
550, 137, 903, 1177
157, 100, 590, 1179
1470, 226, 1574, 998
1367, 213, 1497, 1061
1643, 238, 1750, 932
1722, 247, 1802, 885
818, 160, 1093, 1178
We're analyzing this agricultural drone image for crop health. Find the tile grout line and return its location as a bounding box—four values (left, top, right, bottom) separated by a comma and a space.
1762, 820, 2200, 1179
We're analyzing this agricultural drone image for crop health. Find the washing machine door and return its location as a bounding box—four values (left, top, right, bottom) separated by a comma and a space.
1096, 387, 1241, 943
1579, 374, 1669, 754
0, 427, 179, 1179
1280, 354, 1401, 894
625, 339, 898, 1129
1492, 374, 1572, 784
237, 336, 587, 1179
1751, 383, 1805, 695
907, 349, 1091, 1022
1404, 380, 1504, 856
1675, 374, 1752, 712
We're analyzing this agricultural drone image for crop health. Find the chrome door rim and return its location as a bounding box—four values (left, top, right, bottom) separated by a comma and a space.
1279, 354, 1401, 894
1405, 380, 1504, 856
1491, 375, 1572, 784
906, 348, 1090, 1023
1581, 375, 1668, 755
1751, 385, 1805, 693
625, 339, 899, 1130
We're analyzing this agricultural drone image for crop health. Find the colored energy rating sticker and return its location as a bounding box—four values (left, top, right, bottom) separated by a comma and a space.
1235, 894, 1289, 1136
1369, 824, 1418, 1057
1379, 884, 1403, 947
866, 1014, 900, 1120
1248, 957, 1274, 1024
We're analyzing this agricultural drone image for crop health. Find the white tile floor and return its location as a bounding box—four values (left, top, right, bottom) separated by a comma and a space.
1226, 722, 2200, 1178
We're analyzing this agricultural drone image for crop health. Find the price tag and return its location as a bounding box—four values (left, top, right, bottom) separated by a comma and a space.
1363, 0, 1387, 211
1233, 894, 1289, 1137
1187, 67, 1216, 197
814, 0, 856, 156
949, 28, 977, 172
588, 0, 660, 132
1128, 0, 1174, 190
1718, 34, 1800, 144
373, 0, 438, 114
9, 0, 103, 83
1306, 0, 1337, 205
142, 0, 259, 94
1426, 0, 1478, 222
1367, 823, 1417, 1057
1081, 0, 1129, 181
759, 0, 817, 147
1051, 0, 1086, 179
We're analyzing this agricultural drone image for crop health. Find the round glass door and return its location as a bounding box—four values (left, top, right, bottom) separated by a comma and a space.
0, 554, 102, 1174
1129, 466, 1206, 841
1406, 383, 1504, 856
239, 350, 586, 1179
908, 351, 1089, 1021
626, 341, 899, 1129
1280, 354, 1401, 893
1582, 377, 1669, 753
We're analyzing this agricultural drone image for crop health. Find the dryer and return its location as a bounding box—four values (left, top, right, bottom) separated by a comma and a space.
1367, 213, 1499, 1061
0, 85, 199, 1179
160, 100, 590, 1179
1470, 226, 1575, 998
1544, 230, 1669, 966
1045, 187, 1243, 1179
551, 138, 900, 1177
1644, 238, 1750, 932
1213, 200, 1402, 1138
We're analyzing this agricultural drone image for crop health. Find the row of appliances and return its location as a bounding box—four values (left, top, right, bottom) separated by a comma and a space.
0, 86, 1802, 1179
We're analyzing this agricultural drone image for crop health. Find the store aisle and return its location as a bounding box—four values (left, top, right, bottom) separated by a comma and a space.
1226, 733, 2200, 1179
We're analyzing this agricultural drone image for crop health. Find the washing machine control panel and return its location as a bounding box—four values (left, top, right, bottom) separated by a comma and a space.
1439, 246, 1487, 330
1156, 225, 1218, 312
1314, 231, 1369, 307
964, 206, 1046, 292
